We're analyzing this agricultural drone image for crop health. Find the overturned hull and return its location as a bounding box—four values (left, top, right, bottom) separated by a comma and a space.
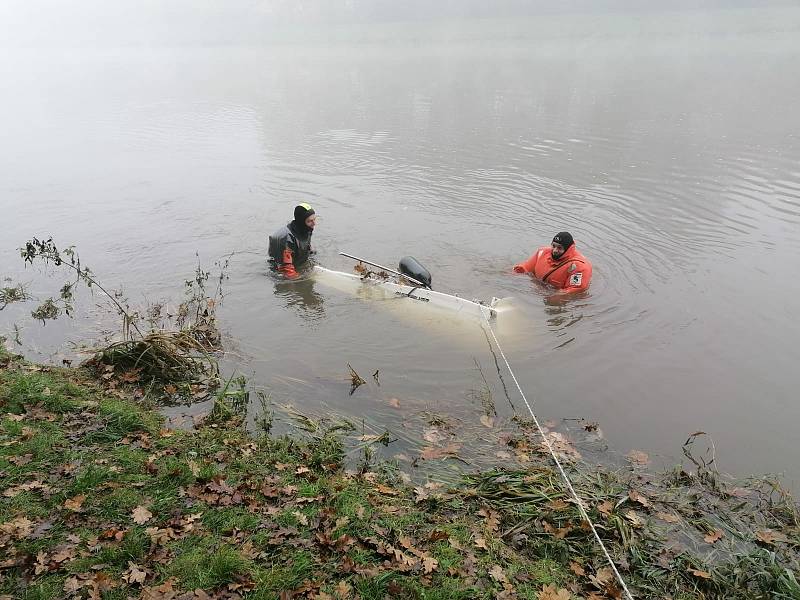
312, 265, 500, 321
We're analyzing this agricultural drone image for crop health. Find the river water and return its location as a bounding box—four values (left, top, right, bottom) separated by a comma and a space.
2, 6, 799, 485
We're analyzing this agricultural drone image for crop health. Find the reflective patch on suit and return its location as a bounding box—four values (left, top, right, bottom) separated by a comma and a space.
569, 272, 583, 286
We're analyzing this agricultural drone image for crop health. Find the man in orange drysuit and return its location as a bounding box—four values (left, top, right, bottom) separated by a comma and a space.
513, 232, 592, 292
268, 203, 317, 279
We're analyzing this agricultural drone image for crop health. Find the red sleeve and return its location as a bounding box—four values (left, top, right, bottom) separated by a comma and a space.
277, 247, 299, 279
513, 249, 542, 274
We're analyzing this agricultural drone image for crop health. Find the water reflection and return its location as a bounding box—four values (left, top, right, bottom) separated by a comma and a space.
271, 274, 325, 321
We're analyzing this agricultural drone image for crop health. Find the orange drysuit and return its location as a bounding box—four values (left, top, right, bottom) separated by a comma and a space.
513, 244, 592, 292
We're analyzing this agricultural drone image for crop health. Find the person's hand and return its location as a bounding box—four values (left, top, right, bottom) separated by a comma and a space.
513, 265, 525, 273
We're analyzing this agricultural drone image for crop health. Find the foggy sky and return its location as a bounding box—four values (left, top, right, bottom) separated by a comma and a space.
2, 0, 793, 47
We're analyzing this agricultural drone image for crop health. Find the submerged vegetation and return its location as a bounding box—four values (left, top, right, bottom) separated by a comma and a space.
1, 239, 799, 599
20, 238, 226, 398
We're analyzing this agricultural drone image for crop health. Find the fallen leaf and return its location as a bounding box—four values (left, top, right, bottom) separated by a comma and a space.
64, 494, 86, 512
474, 537, 488, 550
755, 529, 787, 546
624, 510, 644, 528
477, 506, 500, 532
589, 567, 614, 589
704, 529, 724, 544
422, 427, 447, 444
428, 530, 449, 542
422, 555, 439, 574
141, 577, 178, 599
292, 511, 309, 526
689, 568, 712, 579
132, 506, 153, 525
335, 580, 352, 597
480, 415, 495, 428
628, 490, 651, 508
488, 564, 508, 584
597, 500, 613, 518
626, 449, 650, 465
388, 398, 401, 408
569, 561, 586, 577
538, 584, 571, 600
419, 443, 461, 460
375, 484, 399, 496
9, 454, 33, 466
122, 562, 148, 585
0, 516, 33, 538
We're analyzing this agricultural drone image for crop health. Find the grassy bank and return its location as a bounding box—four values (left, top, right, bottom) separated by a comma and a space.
1, 345, 798, 600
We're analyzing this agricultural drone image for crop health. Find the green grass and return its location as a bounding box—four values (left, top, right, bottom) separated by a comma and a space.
2, 353, 798, 600
167, 540, 251, 589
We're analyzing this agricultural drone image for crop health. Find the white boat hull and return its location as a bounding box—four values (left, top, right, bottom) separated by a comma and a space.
312, 265, 498, 320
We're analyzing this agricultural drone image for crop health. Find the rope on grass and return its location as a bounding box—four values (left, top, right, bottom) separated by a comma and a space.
482, 319, 635, 600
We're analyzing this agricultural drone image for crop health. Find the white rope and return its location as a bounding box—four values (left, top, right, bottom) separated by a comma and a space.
483, 319, 635, 600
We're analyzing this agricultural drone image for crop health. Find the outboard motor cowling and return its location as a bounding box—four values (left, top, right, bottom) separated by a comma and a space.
399, 256, 432, 288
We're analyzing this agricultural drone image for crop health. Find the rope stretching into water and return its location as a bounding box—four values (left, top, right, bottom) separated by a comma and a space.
482, 319, 635, 600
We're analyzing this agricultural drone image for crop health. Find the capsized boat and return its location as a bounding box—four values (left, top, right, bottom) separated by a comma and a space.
312, 253, 503, 321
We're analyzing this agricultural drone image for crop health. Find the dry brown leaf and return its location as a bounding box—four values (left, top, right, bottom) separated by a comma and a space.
626, 449, 650, 465
624, 510, 644, 528
375, 484, 399, 496
64, 494, 86, 512
755, 529, 787, 545
422, 427, 447, 444
388, 398, 401, 408
474, 537, 488, 550
9, 454, 33, 466
547, 499, 570, 511
131, 506, 153, 525
689, 568, 712, 579
477, 506, 501, 532
292, 511, 309, 526
628, 490, 651, 508
480, 415, 495, 428
538, 584, 571, 600
704, 529, 724, 544
597, 500, 614, 518
488, 564, 508, 584
141, 577, 178, 599
569, 561, 586, 577
334, 580, 352, 598
422, 555, 439, 574
590, 567, 614, 589
0, 516, 33, 538
122, 562, 148, 585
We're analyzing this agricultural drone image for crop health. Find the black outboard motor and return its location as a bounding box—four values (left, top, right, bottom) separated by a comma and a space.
399, 256, 432, 288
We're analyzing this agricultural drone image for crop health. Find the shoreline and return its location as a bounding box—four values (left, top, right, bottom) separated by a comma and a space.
2, 345, 798, 599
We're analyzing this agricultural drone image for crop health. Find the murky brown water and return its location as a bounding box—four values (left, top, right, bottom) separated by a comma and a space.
2, 7, 800, 484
